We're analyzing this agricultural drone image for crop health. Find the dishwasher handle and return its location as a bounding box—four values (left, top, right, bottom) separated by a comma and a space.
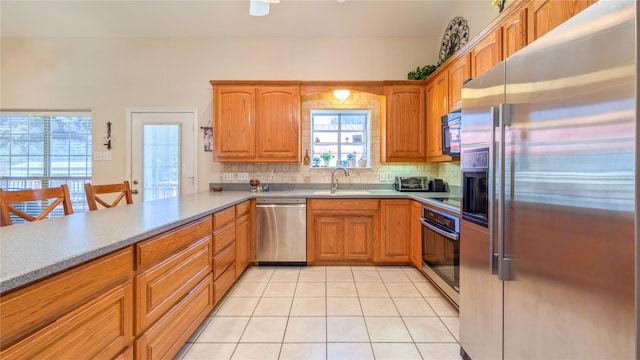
256, 198, 307, 205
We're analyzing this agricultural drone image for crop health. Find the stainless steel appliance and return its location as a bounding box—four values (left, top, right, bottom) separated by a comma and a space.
394, 176, 447, 192
394, 176, 428, 191
256, 198, 307, 265
460, 1, 636, 359
441, 108, 461, 155
461, 147, 488, 227
420, 206, 460, 306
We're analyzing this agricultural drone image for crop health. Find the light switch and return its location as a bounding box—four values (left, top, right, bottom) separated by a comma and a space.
223, 172, 234, 181
93, 152, 103, 161
103, 151, 112, 161
238, 172, 249, 181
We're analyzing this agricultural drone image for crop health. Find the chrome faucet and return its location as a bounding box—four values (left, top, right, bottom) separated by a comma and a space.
331, 167, 349, 194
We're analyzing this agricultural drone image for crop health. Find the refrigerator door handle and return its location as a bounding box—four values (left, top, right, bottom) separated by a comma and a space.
489, 106, 499, 275
498, 103, 512, 281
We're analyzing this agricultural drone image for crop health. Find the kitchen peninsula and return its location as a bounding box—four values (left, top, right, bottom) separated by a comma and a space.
0, 189, 459, 360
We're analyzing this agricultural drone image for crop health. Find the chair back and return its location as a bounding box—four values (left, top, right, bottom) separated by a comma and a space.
0, 185, 74, 226
84, 181, 133, 211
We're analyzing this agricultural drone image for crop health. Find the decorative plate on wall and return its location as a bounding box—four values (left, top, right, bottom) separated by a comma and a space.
439, 17, 469, 62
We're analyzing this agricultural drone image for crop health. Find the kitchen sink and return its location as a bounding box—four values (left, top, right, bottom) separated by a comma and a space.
312, 190, 372, 195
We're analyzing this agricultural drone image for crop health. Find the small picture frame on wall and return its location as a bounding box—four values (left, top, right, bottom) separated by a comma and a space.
203, 127, 213, 152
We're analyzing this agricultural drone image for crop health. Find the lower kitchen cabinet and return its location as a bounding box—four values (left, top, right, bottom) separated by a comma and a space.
135, 275, 213, 360
1, 281, 133, 360
410, 201, 423, 268
235, 200, 253, 278
307, 199, 380, 264
376, 199, 411, 263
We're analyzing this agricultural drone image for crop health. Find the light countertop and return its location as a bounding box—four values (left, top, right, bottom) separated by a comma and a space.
0, 189, 459, 293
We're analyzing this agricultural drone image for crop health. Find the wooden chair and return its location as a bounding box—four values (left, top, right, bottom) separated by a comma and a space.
84, 181, 133, 211
0, 185, 74, 226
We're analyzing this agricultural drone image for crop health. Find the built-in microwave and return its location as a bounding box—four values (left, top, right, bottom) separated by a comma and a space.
441, 109, 461, 156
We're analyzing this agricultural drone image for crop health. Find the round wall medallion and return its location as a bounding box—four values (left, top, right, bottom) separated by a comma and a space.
439, 17, 469, 62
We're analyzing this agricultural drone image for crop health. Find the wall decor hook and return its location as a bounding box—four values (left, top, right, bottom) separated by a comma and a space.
104, 121, 112, 150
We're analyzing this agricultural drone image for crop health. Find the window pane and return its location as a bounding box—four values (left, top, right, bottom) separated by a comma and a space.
311, 110, 369, 168
143, 124, 179, 201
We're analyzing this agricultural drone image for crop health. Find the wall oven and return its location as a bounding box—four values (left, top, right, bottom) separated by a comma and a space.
462, 147, 489, 227
421, 206, 460, 307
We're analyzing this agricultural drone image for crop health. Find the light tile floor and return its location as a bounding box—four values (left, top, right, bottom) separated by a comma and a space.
175, 266, 462, 360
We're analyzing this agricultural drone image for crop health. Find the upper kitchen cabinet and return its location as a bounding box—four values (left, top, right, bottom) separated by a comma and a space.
447, 53, 471, 113
527, 0, 596, 43
503, 6, 529, 58
426, 71, 452, 162
470, 28, 503, 78
382, 84, 427, 163
213, 86, 256, 161
211, 82, 301, 163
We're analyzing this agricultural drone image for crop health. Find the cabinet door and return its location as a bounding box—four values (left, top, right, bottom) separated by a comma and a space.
312, 215, 345, 261
471, 28, 503, 78
503, 7, 528, 59
344, 216, 375, 261
410, 201, 423, 268
447, 54, 471, 113
235, 212, 251, 277
377, 200, 411, 263
255, 86, 301, 162
528, 0, 595, 43
213, 86, 256, 161
426, 72, 450, 162
382, 85, 427, 162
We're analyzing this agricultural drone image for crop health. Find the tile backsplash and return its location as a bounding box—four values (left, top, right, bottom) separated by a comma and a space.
213, 91, 460, 186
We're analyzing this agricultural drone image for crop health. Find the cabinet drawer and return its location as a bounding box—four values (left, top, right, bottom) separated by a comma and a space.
136, 216, 212, 269
309, 199, 380, 211
213, 222, 235, 254
214, 207, 235, 230
0, 247, 133, 349
236, 201, 251, 217
213, 242, 236, 280
135, 274, 213, 360
214, 264, 236, 305
135, 236, 212, 334
1, 281, 133, 360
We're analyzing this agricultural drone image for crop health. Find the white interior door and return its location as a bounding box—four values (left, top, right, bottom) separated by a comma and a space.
126, 109, 197, 202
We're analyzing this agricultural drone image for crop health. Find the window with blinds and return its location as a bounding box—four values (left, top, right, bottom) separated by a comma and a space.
0, 111, 92, 221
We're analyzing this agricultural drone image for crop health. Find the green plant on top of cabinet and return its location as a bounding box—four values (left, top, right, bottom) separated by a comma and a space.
212, 82, 301, 163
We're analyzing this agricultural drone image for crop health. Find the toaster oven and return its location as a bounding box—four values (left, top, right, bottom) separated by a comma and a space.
394, 177, 429, 192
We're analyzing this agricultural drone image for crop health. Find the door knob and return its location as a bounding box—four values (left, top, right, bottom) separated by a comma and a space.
131, 189, 139, 194
133, 180, 139, 185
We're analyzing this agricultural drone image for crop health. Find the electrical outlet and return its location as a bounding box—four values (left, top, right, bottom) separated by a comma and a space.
102, 151, 112, 161
237, 172, 249, 181
379, 173, 388, 182
222, 172, 234, 181
93, 152, 103, 161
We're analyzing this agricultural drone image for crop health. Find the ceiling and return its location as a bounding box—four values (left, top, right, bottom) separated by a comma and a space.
0, 0, 467, 38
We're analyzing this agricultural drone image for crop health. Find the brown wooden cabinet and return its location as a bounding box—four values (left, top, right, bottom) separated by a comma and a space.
410, 201, 423, 268
382, 84, 427, 162
447, 54, 471, 113
376, 199, 411, 263
426, 72, 451, 162
503, 6, 529, 58
212, 83, 301, 163
235, 200, 253, 278
212, 206, 236, 305
307, 199, 379, 264
0, 247, 134, 358
527, 0, 595, 43
471, 28, 503, 78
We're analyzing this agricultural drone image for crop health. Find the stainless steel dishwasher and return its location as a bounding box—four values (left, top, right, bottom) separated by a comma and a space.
256, 198, 307, 265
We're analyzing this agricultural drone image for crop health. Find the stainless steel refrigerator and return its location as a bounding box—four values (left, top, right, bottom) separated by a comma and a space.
459, 1, 636, 359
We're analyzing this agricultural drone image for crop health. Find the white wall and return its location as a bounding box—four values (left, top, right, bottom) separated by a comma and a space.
0, 4, 496, 191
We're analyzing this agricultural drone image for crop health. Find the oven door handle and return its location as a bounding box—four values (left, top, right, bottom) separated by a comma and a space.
420, 218, 459, 241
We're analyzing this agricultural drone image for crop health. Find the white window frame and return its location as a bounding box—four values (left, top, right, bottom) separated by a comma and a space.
310, 109, 371, 168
